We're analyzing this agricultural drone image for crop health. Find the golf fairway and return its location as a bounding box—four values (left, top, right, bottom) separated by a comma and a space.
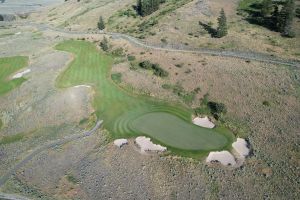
55, 40, 234, 152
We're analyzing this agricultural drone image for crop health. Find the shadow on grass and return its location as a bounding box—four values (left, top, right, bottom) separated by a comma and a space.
199, 21, 217, 38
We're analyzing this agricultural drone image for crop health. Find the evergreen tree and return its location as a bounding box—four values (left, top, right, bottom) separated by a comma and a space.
261, 0, 273, 17
100, 37, 109, 51
216, 9, 228, 38
137, 0, 161, 16
98, 16, 105, 30
278, 0, 295, 37
271, 5, 280, 30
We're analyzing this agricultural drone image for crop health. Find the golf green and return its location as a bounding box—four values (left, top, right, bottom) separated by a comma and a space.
55, 40, 234, 152
0, 56, 28, 95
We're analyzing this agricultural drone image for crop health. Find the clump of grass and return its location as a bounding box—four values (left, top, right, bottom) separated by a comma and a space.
263, 100, 270, 106
162, 83, 196, 104
111, 73, 122, 84
0, 133, 25, 145
66, 173, 79, 184
127, 55, 136, 61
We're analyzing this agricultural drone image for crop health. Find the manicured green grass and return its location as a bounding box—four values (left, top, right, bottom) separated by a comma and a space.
0, 56, 29, 95
55, 40, 234, 153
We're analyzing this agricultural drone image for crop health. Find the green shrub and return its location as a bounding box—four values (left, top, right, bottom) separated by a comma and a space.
111, 73, 122, 83
208, 101, 227, 119
111, 48, 125, 57
162, 83, 172, 89
139, 61, 168, 77
262, 100, 270, 106
127, 55, 136, 61
100, 37, 109, 51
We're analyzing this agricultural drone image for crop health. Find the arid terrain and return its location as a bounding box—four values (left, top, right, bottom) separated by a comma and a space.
0, 0, 299, 199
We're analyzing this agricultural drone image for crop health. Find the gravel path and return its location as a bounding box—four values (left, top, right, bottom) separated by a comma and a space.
26, 22, 300, 68
1, 21, 299, 67
0, 120, 103, 188
0, 192, 32, 200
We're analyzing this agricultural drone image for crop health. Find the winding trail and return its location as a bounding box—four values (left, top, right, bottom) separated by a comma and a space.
1, 21, 299, 67
0, 120, 103, 188
25, 22, 300, 68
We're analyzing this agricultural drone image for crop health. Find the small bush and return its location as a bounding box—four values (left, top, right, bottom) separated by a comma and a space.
111, 48, 125, 57
175, 63, 184, 68
127, 55, 136, 61
262, 100, 270, 106
139, 61, 168, 77
100, 37, 109, 51
208, 101, 227, 117
111, 73, 122, 83
139, 60, 152, 70
162, 84, 172, 89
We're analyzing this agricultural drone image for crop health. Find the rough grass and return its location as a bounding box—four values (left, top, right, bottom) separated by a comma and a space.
0, 133, 25, 145
55, 40, 234, 153
0, 56, 29, 95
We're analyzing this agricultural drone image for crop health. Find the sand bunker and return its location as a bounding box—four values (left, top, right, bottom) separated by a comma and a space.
135, 136, 167, 153
114, 139, 128, 148
232, 138, 250, 157
192, 117, 215, 128
206, 151, 236, 166
12, 69, 31, 79
74, 85, 91, 88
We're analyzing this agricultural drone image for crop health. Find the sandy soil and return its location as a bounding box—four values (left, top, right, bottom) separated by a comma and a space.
135, 136, 167, 153
192, 117, 215, 128
206, 151, 236, 166
113, 139, 128, 148
12, 69, 31, 79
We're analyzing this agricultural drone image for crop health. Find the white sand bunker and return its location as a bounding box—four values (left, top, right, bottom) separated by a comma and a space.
206, 151, 236, 166
135, 136, 167, 153
193, 117, 215, 128
232, 138, 250, 158
74, 85, 91, 88
12, 69, 31, 79
114, 139, 128, 148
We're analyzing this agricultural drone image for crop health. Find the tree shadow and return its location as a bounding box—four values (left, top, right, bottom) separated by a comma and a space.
199, 21, 217, 38
240, 2, 284, 32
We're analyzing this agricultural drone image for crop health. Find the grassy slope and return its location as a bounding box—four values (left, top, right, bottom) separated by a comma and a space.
55, 40, 234, 153
0, 56, 29, 95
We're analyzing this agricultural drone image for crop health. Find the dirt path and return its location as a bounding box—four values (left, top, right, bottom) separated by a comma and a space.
0, 192, 32, 200
0, 120, 103, 188
18, 21, 300, 68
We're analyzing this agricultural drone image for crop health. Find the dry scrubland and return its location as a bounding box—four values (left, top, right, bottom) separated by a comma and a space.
30, 0, 300, 59
0, 0, 299, 199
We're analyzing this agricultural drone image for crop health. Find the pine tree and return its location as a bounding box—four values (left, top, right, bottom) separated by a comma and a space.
278, 0, 295, 37
98, 16, 105, 30
261, 0, 273, 17
216, 9, 228, 38
271, 5, 280, 30
100, 37, 109, 51
137, 0, 161, 17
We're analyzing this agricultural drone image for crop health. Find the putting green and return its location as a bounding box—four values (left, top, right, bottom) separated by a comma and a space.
55, 40, 234, 152
0, 56, 28, 95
